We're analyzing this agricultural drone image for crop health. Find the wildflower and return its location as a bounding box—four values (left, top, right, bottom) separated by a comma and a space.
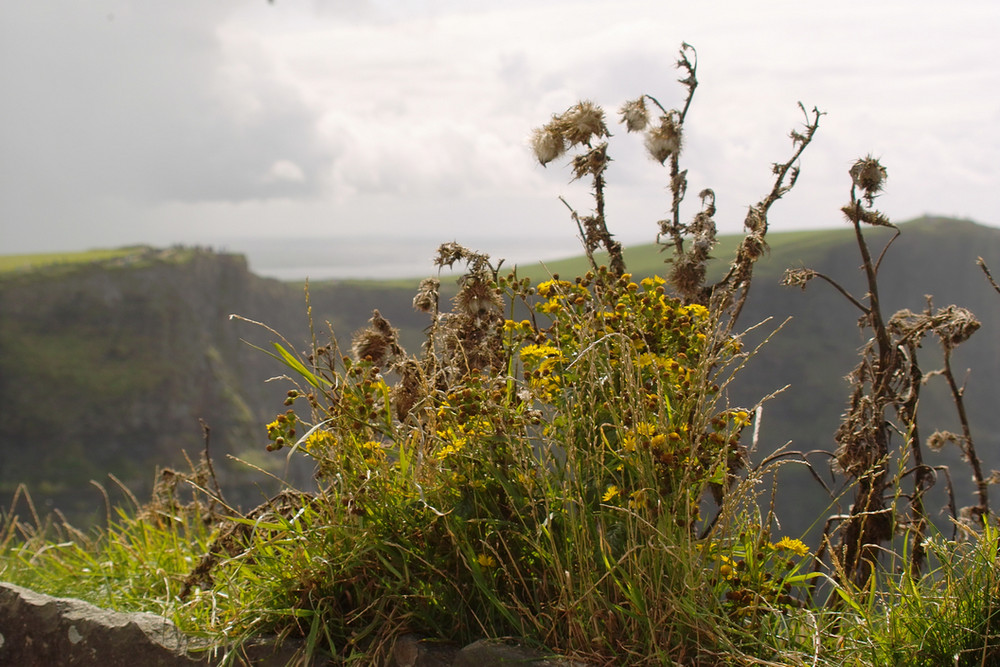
718, 555, 738, 579
684, 303, 709, 320
536, 279, 572, 298
628, 489, 648, 509
602, 485, 620, 502
520, 344, 561, 365
305, 430, 336, 452
477, 553, 497, 568
731, 410, 751, 427
773, 537, 809, 557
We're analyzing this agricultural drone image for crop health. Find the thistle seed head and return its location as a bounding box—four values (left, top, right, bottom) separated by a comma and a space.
644, 114, 682, 164
455, 275, 502, 318
849, 155, 887, 203
351, 309, 402, 367
413, 277, 440, 313
570, 143, 609, 181
781, 267, 817, 290
560, 100, 609, 147
531, 126, 566, 166
619, 98, 649, 132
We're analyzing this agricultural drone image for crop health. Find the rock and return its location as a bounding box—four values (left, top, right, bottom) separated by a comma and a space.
454, 639, 591, 667
0, 582, 204, 666
0, 582, 322, 666
391, 634, 460, 666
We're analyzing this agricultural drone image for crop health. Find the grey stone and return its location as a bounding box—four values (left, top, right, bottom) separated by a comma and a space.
454, 639, 591, 667
0, 582, 324, 666
0, 582, 204, 665
391, 634, 460, 666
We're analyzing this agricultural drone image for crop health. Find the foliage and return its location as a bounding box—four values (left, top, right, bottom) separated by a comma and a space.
4, 42, 1000, 667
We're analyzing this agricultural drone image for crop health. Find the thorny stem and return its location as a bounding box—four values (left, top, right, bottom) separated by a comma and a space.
594, 169, 626, 277
561, 196, 597, 274
941, 348, 989, 517
978, 256, 1000, 296
717, 104, 823, 325
849, 194, 893, 374
898, 342, 930, 576
660, 44, 698, 257
804, 271, 869, 314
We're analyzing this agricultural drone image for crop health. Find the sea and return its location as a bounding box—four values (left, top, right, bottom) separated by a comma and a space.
214, 234, 588, 282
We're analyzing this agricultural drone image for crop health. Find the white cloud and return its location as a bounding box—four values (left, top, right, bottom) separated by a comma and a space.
1, 0, 998, 258
265, 159, 306, 184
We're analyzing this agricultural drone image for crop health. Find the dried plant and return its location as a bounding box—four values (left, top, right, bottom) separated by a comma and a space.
782, 157, 988, 586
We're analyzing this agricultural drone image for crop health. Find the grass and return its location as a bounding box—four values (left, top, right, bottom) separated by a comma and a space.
0, 246, 149, 274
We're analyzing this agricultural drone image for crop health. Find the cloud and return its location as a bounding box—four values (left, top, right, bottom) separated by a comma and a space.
0, 3, 329, 208
1, 0, 998, 258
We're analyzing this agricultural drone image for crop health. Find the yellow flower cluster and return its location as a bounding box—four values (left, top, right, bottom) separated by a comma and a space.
519, 344, 565, 403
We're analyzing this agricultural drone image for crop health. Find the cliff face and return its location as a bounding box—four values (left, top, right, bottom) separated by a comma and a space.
0, 248, 310, 521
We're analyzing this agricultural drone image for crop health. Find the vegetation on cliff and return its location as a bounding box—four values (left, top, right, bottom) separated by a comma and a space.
4, 45, 1000, 665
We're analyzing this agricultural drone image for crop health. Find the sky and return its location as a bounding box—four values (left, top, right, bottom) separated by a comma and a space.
2, 1, 998, 278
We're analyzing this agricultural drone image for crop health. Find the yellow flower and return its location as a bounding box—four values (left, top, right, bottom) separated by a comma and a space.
732, 410, 751, 427
635, 422, 656, 437
305, 429, 336, 452
520, 344, 561, 365
602, 485, 620, 502
538, 299, 563, 314
773, 537, 809, 557
685, 303, 710, 319
477, 553, 497, 568
628, 489, 648, 509
536, 279, 572, 297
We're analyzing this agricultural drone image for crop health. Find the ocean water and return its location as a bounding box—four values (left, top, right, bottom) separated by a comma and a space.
216, 234, 586, 282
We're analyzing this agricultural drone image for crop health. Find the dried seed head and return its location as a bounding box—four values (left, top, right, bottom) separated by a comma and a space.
531, 126, 566, 166
455, 275, 503, 317
413, 277, 440, 313
570, 143, 609, 181
560, 100, 609, 147
935, 305, 980, 347
351, 309, 401, 367
849, 155, 887, 203
668, 253, 706, 302
927, 430, 959, 453
644, 114, 682, 164
351, 328, 389, 366
619, 98, 649, 132
781, 267, 817, 290
434, 242, 491, 272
